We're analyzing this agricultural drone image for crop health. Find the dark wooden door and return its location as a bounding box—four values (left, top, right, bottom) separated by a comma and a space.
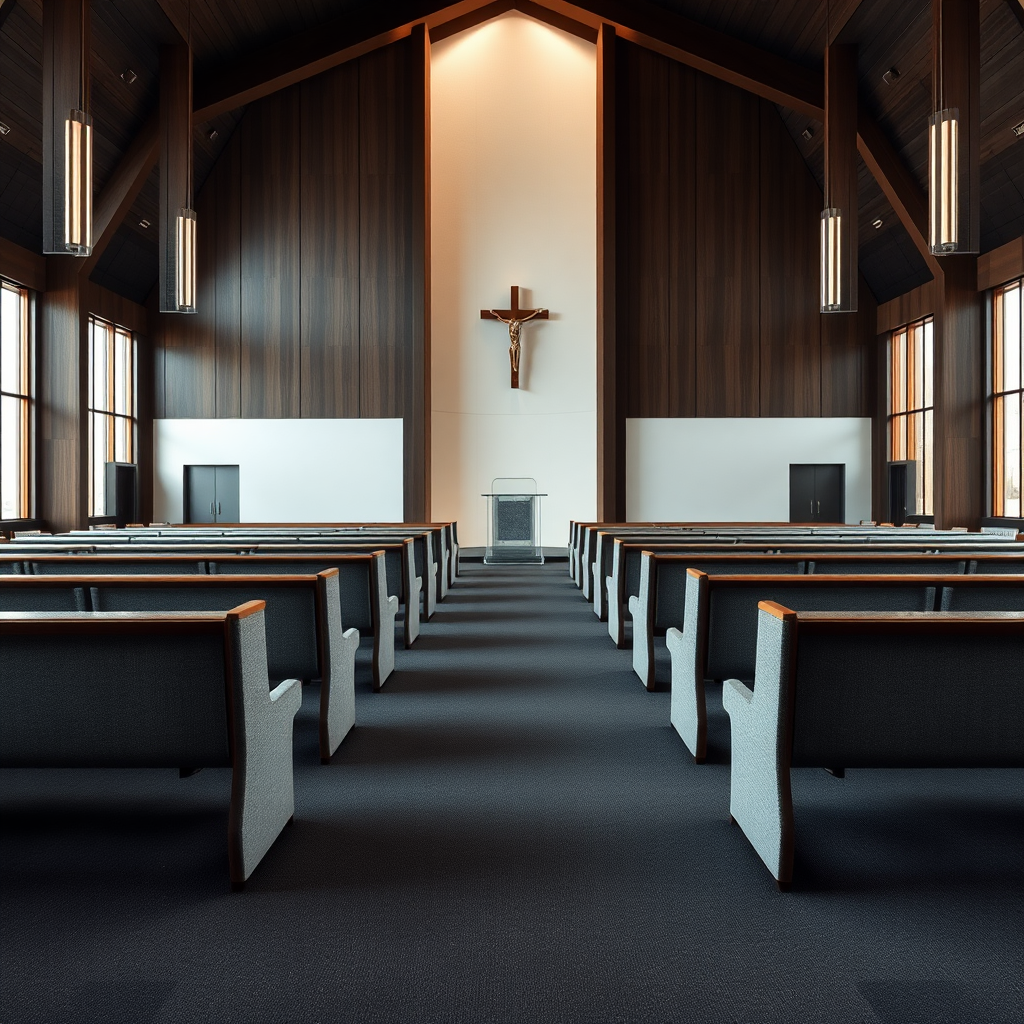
185, 465, 217, 523
790, 464, 845, 522
814, 464, 845, 522
789, 464, 816, 522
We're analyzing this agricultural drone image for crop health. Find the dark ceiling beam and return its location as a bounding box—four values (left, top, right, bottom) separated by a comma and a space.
192, 0, 492, 122
154, 0, 190, 43
186, 0, 933, 276
856, 114, 942, 277
829, 0, 866, 44
77, 113, 159, 280
542, 0, 824, 117
0, 0, 18, 33
1005, 0, 1024, 33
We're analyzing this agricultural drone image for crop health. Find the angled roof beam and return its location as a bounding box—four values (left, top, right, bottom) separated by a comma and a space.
193, 0, 496, 122
1005, 0, 1024, 33
78, 113, 159, 279
187, 0, 935, 275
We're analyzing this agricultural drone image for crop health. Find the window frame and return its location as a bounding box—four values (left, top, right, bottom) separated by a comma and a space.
887, 316, 934, 517
1, 278, 35, 522
991, 278, 1023, 521
87, 314, 137, 519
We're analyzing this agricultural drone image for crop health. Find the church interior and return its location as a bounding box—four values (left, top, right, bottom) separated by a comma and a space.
1, 1, 1023, 1021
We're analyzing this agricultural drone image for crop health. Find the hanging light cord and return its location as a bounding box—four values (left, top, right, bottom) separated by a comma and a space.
187, 0, 193, 209
824, 0, 830, 208
80, 0, 87, 113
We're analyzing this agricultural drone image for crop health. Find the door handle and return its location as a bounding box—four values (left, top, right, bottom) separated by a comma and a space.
810, 499, 813, 515
817, 500, 820, 514
217, 502, 221, 515
210, 502, 215, 515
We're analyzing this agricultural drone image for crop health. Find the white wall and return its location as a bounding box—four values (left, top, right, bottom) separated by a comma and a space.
627, 418, 872, 523
430, 12, 597, 547
153, 419, 404, 523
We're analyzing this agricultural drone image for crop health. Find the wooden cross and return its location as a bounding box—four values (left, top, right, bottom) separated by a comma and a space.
480, 286, 549, 389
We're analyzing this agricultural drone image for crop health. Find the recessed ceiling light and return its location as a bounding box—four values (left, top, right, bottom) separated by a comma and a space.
1012, 120, 1024, 138
138, 218, 150, 229
872, 218, 884, 229
801, 127, 814, 141
121, 68, 137, 85
207, 128, 219, 141
0, 122, 10, 136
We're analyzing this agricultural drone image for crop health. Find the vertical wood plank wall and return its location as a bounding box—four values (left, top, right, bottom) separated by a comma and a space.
151, 37, 428, 519
615, 40, 876, 424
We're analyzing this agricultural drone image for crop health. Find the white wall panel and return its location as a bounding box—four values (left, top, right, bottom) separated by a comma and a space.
430, 13, 597, 546
627, 418, 872, 523
153, 419, 404, 523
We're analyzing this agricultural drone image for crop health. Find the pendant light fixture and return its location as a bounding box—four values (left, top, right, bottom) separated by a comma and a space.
929, 1, 959, 254
159, 1, 197, 313
820, 0, 856, 312
176, 0, 197, 312
65, 0, 92, 255
43, 0, 93, 256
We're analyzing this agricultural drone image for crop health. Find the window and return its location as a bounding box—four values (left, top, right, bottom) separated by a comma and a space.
993, 280, 1023, 519
889, 317, 934, 517
1, 280, 33, 520
88, 316, 135, 517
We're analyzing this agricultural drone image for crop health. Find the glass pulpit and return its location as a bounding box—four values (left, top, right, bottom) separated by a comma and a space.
482, 477, 546, 565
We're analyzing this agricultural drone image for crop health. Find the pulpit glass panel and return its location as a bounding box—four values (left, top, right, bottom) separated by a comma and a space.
482, 477, 546, 564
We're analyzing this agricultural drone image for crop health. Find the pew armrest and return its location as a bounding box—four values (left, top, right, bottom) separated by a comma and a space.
722, 605, 796, 887
669, 570, 708, 761
227, 607, 302, 887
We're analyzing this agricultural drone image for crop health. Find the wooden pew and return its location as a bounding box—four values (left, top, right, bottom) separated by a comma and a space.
0, 601, 300, 889
723, 603, 1024, 888
16, 536, 425, 642
208, 553, 396, 691
623, 544, 1023, 656
15, 551, 396, 691
667, 570, 998, 761
84, 570, 354, 762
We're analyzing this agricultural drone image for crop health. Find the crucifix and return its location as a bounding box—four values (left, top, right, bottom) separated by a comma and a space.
480, 286, 549, 389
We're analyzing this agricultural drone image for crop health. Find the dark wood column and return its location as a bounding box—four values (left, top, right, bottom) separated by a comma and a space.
596, 23, 624, 521
933, 256, 983, 528
39, 258, 87, 532
824, 42, 857, 310
931, 0, 982, 528
407, 23, 431, 523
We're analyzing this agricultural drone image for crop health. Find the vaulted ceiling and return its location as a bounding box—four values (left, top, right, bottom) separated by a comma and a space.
1, 0, 1022, 304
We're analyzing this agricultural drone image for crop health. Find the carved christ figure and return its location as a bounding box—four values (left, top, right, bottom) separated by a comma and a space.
480, 286, 550, 389
488, 307, 545, 379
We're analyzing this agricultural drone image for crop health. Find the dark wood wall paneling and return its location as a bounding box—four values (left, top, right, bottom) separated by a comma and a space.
614, 39, 875, 423
152, 37, 428, 518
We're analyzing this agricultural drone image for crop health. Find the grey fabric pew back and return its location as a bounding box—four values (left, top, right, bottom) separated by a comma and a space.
209, 553, 397, 691
3, 551, 395, 690
87, 571, 357, 762
0, 602, 300, 888
667, 571, 953, 761
723, 605, 1024, 887
627, 551, 990, 689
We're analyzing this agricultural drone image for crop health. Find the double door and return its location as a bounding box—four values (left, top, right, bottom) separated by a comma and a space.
184, 465, 239, 524
789, 464, 845, 523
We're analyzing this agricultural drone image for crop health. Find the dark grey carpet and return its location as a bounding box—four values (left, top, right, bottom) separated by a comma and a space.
2, 562, 1023, 1023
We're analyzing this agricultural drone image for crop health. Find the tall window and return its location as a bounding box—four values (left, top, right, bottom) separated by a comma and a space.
88, 316, 135, 517
1, 280, 32, 520
889, 316, 934, 516
993, 280, 1023, 518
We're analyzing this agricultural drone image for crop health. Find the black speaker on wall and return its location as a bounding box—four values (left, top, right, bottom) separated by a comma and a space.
104, 462, 138, 527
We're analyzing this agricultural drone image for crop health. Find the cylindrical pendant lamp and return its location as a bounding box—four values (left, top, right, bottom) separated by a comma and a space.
64, 108, 93, 255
